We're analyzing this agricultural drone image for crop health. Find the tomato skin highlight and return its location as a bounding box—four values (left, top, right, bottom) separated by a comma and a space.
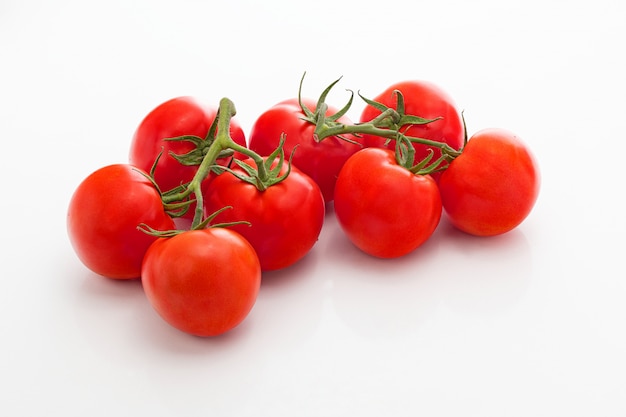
359, 80, 464, 180
248, 98, 361, 203
141, 228, 261, 337
129, 96, 247, 198
334, 148, 442, 259
203, 158, 325, 271
67, 164, 176, 279
438, 128, 540, 236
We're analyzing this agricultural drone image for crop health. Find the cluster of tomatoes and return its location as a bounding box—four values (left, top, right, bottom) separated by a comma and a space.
67, 76, 540, 337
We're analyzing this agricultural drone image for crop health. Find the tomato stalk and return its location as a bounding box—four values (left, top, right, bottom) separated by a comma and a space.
314, 101, 461, 174
159, 97, 291, 229
296, 74, 463, 172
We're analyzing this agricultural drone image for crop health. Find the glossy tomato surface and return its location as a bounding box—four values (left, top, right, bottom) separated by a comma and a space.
67, 164, 176, 279
203, 157, 325, 271
438, 128, 540, 236
334, 148, 442, 258
141, 228, 261, 337
248, 97, 361, 202
359, 80, 464, 179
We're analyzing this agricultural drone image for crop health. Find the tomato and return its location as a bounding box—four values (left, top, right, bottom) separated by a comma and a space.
438, 128, 540, 236
203, 157, 325, 271
359, 80, 464, 180
67, 164, 176, 279
248, 98, 361, 203
128, 96, 247, 217
334, 148, 442, 258
142, 228, 261, 337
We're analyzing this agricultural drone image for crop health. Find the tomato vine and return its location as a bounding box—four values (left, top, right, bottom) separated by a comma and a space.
68, 72, 541, 337
158, 98, 293, 229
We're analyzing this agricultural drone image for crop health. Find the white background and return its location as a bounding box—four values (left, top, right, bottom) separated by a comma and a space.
2, 0, 625, 415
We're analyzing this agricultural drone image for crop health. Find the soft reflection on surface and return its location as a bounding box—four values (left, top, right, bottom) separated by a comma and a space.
438, 219, 532, 315
322, 214, 532, 339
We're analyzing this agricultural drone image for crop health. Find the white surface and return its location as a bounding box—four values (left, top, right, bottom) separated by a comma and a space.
2, 0, 625, 415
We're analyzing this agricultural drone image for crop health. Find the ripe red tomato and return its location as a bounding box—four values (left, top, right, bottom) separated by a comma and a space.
67, 164, 176, 279
334, 148, 442, 258
203, 157, 325, 271
248, 97, 361, 203
141, 228, 261, 337
128, 96, 247, 201
438, 128, 540, 236
359, 80, 464, 179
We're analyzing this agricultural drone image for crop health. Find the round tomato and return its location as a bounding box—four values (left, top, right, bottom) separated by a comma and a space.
141, 228, 261, 337
203, 157, 325, 271
438, 128, 540, 236
248, 97, 361, 203
359, 80, 464, 179
67, 164, 176, 279
129, 96, 247, 216
334, 148, 442, 258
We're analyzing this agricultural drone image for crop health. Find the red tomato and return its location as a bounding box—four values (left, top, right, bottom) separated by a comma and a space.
67, 164, 176, 279
248, 98, 361, 203
334, 148, 442, 258
203, 157, 325, 271
142, 228, 261, 337
438, 128, 540, 236
128, 96, 247, 216
359, 80, 464, 179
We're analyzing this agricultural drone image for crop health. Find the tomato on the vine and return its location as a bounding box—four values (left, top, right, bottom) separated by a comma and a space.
67, 164, 176, 279
129, 96, 247, 215
248, 97, 361, 203
438, 128, 540, 236
359, 80, 464, 180
203, 157, 325, 271
334, 147, 442, 258
141, 228, 261, 337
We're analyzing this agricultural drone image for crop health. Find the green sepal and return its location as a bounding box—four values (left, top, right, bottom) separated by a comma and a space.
137, 223, 182, 238
394, 134, 416, 169
160, 113, 224, 167
196, 205, 251, 230
357, 90, 389, 113
394, 134, 451, 176
399, 114, 442, 126
410, 149, 435, 172
359, 89, 440, 129
296, 72, 359, 144
137, 206, 252, 239
163, 199, 194, 218
214, 135, 294, 192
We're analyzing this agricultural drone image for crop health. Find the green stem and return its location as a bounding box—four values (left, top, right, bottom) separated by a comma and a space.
296, 74, 464, 172
317, 120, 462, 159
161, 97, 265, 229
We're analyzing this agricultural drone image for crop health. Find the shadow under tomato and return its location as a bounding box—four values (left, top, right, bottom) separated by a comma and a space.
320, 211, 448, 340
250, 244, 326, 353
435, 216, 533, 316
72, 266, 261, 362
318, 210, 534, 339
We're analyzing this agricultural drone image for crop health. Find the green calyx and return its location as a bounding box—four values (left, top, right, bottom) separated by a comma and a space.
164, 134, 235, 167
140, 97, 296, 237
158, 98, 239, 227
357, 89, 441, 133
214, 134, 295, 192
294, 73, 462, 175
295, 73, 361, 146
394, 135, 451, 175
137, 205, 251, 238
